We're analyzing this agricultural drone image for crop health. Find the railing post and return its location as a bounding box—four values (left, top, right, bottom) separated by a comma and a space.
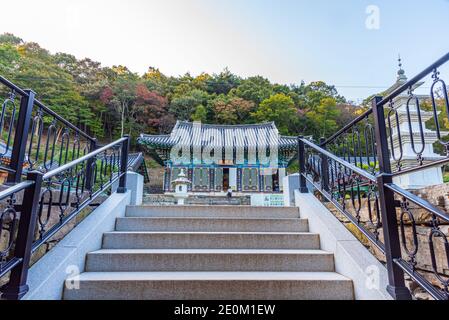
117, 135, 130, 193
1, 171, 42, 300
7, 90, 35, 183
319, 137, 329, 192
298, 136, 308, 193
85, 138, 97, 191
372, 96, 412, 300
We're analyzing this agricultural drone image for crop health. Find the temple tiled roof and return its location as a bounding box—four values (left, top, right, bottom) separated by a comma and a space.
139, 121, 297, 149
138, 121, 298, 166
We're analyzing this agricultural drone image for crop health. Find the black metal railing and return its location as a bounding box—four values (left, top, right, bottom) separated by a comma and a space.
0, 76, 97, 184
0, 181, 36, 284
0, 76, 132, 300
299, 52, 449, 300
0, 136, 129, 299
299, 138, 385, 252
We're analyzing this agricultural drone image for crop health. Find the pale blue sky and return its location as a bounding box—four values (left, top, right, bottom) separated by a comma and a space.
1, 0, 448, 103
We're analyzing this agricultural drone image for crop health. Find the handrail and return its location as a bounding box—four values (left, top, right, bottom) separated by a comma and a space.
392, 157, 449, 178
385, 182, 449, 222
378, 52, 449, 107
0, 73, 136, 300
300, 137, 377, 182
33, 135, 129, 252
0, 75, 95, 142
1, 134, 130, 300
0, 76, 30, 97
43, 137, 127, 180
298, 51, 449, 300
0, 176, 38, 299
0, 180, 34, 199
33, 99, 95, 141
321, 52, 449, 147
300, 172, 386, 253
321, 109, 373, 146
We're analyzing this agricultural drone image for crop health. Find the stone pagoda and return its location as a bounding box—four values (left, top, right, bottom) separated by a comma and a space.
388, 57, 449, 189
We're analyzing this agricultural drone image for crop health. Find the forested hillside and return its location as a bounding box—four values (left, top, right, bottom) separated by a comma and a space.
0, 33, 363, 145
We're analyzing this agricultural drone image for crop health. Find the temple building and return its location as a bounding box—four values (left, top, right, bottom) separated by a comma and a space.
138, 121, 298, 194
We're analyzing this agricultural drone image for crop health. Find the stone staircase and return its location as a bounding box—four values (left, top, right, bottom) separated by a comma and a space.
63, 205, 354, 300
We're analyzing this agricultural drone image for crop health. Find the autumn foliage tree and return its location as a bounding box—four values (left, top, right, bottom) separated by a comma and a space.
134, 84, 170, 134
0, 32, 362, 146
212, 96, 255, 124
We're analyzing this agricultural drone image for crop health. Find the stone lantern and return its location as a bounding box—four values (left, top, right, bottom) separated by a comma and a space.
172, 169, 191, 205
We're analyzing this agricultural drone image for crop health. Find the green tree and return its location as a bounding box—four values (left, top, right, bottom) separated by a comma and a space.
193, 73, 212, 91
143, 67, 170, 95
0, 43, 20, 78
306, 97, 341, 138
302, 81, 346, 107
230, 76, 274, 105
54, 54, 112, 137
0, 33, 23, 45
191, 105, 208, 122
206, 68, 241, 95
109, 77, 137, 137
12, 42, 94, 131
252, 93, 297, 134
169, 89, 210, 121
